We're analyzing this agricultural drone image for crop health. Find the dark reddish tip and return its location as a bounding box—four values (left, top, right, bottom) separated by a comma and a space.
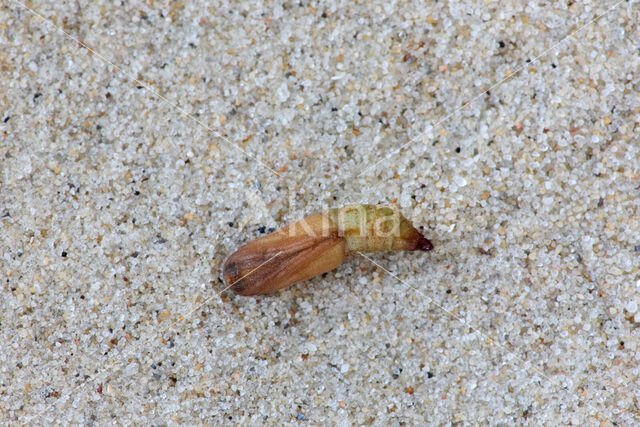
416, 236, 434, 251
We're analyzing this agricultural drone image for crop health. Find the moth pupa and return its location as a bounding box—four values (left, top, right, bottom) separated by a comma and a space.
222, 204, 433, 296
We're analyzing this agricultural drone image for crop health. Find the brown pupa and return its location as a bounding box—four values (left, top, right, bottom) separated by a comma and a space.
222, 204, 433, 296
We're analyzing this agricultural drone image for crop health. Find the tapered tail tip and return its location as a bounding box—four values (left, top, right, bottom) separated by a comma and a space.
416, 236, 434, 251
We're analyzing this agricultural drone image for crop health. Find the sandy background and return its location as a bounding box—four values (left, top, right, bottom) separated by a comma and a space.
2, 0, 640, 424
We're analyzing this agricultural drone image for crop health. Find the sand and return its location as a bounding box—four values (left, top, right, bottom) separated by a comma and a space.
1, 0, 639, 424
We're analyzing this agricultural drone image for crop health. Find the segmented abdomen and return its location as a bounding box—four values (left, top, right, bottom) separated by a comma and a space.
326, 204, 426, 253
